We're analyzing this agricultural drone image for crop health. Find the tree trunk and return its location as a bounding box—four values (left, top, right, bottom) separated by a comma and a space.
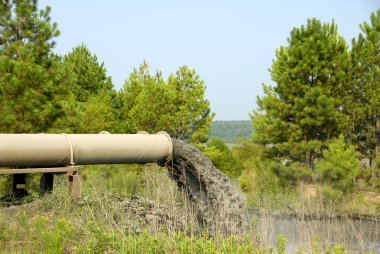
309, 148, 316, 176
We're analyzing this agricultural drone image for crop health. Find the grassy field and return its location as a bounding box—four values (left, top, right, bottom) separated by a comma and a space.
0, 164, 377, 253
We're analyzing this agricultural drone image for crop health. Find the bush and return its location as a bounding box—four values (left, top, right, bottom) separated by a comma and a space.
273, 161, 313, 184
325, 244, 346, 254
316, 135, 359, 192
203, 137, 242, 178
231, 138, 263, 162
275, 234, 286, 254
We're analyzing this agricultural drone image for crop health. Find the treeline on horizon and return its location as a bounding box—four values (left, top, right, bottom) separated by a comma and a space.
209, 120, 252, 144
0, 1, 380, 192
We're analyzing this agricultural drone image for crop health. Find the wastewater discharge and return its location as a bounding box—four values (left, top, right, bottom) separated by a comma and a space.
165, 139, 249, 235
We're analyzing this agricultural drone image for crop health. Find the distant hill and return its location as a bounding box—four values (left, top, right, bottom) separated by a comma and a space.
209, 120, 252, 144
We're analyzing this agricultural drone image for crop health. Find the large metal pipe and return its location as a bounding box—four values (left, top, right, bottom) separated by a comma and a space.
0, 132, 172, 167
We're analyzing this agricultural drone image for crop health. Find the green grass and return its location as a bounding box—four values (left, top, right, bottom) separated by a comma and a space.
0, 212, 268, 254
0, 207, 357, 254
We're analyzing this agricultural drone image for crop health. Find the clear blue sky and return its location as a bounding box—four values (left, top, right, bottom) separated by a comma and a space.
39, 0, 379, 120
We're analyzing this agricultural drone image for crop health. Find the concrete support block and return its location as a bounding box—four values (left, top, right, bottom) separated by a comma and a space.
68, 173, 81, 199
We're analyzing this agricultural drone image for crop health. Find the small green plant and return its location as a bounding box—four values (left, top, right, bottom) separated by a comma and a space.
325, 244, 346, 254
275, 234, 286, 254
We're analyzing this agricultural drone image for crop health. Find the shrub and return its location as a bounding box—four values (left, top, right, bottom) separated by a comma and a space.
316, 135, 359, 192
275, 234, 286, 254
273, 161, 313, 184
325, 244, 346, 254
231, 138, 263, 162
203, 137, 242, 178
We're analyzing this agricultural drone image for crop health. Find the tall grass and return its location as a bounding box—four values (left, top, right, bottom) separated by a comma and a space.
0, 164, 379, 253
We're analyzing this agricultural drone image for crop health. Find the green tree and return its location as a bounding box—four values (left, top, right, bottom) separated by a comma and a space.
0, 0, 61, 133
117, 61, 170, 133
167, 65, 214, 142
349, 10, 380, 175
251, 18, 350, 171
53, 45, 117, 133
118, 62, 213, 142
78, 90, 118, 133
316, 135, 359, 192
61, 44, 113, 102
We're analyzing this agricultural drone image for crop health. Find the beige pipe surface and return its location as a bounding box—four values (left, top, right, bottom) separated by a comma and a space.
0, 132, 172, 167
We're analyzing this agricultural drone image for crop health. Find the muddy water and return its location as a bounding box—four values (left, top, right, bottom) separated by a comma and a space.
166, 139, 248, 235
257, 214, 380, 253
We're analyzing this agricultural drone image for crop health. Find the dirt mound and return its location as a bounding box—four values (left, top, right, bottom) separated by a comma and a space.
165, 139, 249, 235
124, 195, 192, 233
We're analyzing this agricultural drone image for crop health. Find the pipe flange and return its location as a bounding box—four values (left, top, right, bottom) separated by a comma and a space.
157, 131, 173, 157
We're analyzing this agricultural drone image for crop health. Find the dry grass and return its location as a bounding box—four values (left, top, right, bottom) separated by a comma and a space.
0, 165, 379, 253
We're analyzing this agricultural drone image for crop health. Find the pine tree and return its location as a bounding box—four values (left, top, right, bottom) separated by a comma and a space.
53, 44, 117, 133
350, 10, 380, 175
61, 44, 113, 102
251, 18, 350, 170
167, 65, 214, 142
0, 0, 61, 133
316, 135, 359, 192
118, 62, 213, 142
117, 61, 169, 133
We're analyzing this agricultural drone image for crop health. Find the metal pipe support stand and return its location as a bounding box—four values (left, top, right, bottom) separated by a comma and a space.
0, 166, 81, 199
